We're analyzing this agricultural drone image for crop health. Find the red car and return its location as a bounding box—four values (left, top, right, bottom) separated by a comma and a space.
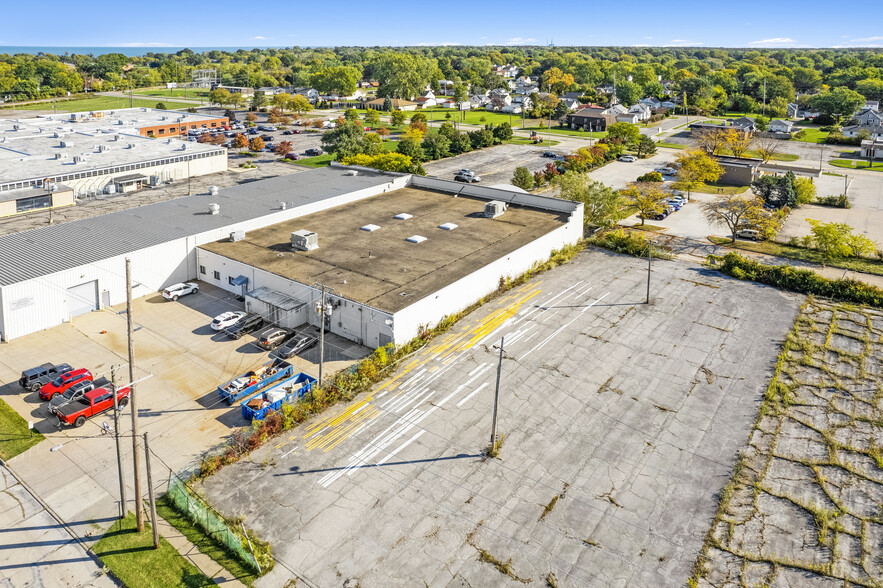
40, 368, 92, 401
56, 385, 130, 427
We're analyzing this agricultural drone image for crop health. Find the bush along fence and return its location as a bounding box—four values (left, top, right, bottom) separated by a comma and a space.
194, 240, 588, 482
166, 472, 273, 574
707, 252, 883, 307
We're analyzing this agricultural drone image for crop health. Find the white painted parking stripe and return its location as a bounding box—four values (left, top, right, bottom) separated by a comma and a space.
375, 430, 426, 466
456, 382, 490, 408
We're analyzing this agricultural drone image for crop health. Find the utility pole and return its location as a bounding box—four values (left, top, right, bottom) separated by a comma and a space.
763, 79, 767, 117
646, 242, 652, 304
143, 433, 159, 549
126, 258, 144, 532
314, 284, 333, 387
490, 337, 504, 449
111, 365, 127, 519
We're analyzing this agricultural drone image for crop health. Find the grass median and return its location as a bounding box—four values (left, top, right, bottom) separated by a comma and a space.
0, 399, 44, 461
707, 236, 883, 277
93, 513, 215, 588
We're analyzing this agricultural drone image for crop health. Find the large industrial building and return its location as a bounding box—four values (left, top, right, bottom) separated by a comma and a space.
0, 108, 228, 217
0, 166, 583, 347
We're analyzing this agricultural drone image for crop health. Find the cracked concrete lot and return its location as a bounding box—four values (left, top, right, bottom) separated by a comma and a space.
198, 249, 801, 587
695, 298, 883, 587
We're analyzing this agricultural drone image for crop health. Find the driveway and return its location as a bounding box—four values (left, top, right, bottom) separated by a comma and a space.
201, 249, 800, 587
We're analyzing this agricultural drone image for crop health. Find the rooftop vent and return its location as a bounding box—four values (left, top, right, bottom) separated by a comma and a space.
209, 185, 219, 196
127, 143, 136, 149
100, 145, 109, 152
345, 170, 358, 176
394, 213, 413, 220
73, 155, 85, 164
439, 223, 458, 231
406, 235, 427, 244
291, 230, 318, 251
484, 200, 507, 218
360, 224, 380, 232
59, 140, 68, 148
230, 230, 245, 242
208, 203, 220, 215
54, 153, 63, 159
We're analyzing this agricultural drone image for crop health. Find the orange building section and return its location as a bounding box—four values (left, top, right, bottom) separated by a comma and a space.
139, 116, 229, 138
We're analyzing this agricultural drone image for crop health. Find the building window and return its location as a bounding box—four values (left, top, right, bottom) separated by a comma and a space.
199, 265, 206, 275
211, 123, 217, 127
158, 129, 165, 135
213, 271, 220, 280
16, 195, 51, 213
228, 276, 234, 285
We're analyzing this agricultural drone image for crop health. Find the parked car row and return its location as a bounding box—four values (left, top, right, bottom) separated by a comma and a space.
17, 363, 128, 427
640, 192, 688, 221
209, 310, 319, 358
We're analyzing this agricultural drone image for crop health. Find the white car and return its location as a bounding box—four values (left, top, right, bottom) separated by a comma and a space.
210, 311, 247, 331
618, 155, 637, 162
655, 167, 677, 175
162, 282, 199, 301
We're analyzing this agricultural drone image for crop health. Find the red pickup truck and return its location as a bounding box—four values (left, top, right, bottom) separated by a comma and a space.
56, 386, 129, 428
39, 369, 92, 401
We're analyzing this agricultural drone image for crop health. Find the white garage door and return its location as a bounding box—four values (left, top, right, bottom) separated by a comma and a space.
67, 281, 98, 318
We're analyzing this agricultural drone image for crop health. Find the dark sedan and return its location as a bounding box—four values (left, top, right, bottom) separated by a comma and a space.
275, 334, 318, 359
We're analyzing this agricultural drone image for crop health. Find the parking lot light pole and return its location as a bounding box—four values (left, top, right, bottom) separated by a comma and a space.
490, 337, 504, 449
646, 242, 652, 304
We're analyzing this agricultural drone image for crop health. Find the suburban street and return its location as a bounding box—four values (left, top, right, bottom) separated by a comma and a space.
201, 249, 800, 587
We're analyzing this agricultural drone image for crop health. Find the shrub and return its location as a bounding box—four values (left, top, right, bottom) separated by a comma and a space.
636, 171, 663, 182
814, 194, 850, 208
708, 252, 883, 306
588, 229, 674, 259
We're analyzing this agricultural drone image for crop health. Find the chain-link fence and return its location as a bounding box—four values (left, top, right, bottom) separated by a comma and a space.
166, 473, 260, 572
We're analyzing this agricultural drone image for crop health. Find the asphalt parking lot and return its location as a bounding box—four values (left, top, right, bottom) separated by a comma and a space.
0, 282, 369, 583
201, 248, 800, 587
424, 143, 558, 186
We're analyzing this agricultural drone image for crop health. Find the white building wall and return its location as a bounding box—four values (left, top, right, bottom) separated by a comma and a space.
195, 249, 395, 348
0, 237, 192, 341
0, 175, 405, 342
392, 218, 582, 346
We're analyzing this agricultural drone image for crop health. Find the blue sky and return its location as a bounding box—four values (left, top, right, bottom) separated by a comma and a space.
2, 0, 882, 49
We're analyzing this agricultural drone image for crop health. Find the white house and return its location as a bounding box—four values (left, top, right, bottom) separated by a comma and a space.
843, 123, 883, 138
629, 103, 652, 121
606, 103, 628, 116
768, 119, 794, 134
294, 88, 320, 103
787, 103, 800, 118
559, 98, 580, 111
616, 112, 640, 124
501, 104, 523, 114
854, 108, 883, 126
343, 89, 366, 100
512, 95, 532, 110
866, 100, 879, 112
414, 96, 438, 108
639, 97, 662, 109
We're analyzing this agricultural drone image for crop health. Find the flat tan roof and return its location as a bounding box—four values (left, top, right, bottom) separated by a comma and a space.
199, 187, 568, 312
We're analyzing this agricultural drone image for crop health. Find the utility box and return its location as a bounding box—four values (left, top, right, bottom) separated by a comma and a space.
291, 230, 318, 251
484, 200, 507, 218
230, 230, 245, 242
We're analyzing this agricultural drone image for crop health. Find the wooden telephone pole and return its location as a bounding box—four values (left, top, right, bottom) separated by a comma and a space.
126, 258, 144, 532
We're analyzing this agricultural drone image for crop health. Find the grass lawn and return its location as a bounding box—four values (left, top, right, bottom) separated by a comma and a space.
421, 107, 539, 127
707, 236, 883, 276
93, 513, 215, 588
2, 96, 195, 113
0, 399, 44, 461
133, 88, 209, 99
688, 183, 750, 195
523, 126, 609, 139
629, 223, 666, 231
156, 496, 259, 587
505, 136, 559, 146
297, 139, 400, 168
791, 121, 830, 143
656, 141, 686, 150
829, 159, 883, 172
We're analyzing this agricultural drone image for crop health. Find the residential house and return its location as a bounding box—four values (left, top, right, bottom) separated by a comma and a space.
843, 123, 883, 138
259, 87, 286, 96
441, 100, 470, 110
494, 65, 519, 78
486, 90, 513, 111
787, 103, 799, 118
365, 98, 418, 111
660, 100, 677, 109
438, 80, 455, 94
566, 107, 617, 131
629, 103, 652, 121
469, 93, 488, 109
768, 119, 794, 134
512, 95, 532, 111
414, 96, 438, 108
798, 107, 821, 119
730, 117, 758, 132
639, 97, 662, 110
854, 108, 883, 127
343, 89, 366, 100
214, 85, 254, 98
595, 83, 615, 95
606, 103, 628, 116
559, 98, 580, 111
293, 88, 320, 103
616, 112, 640, 124
866, 100, 879, 112
501, 104, 523, 114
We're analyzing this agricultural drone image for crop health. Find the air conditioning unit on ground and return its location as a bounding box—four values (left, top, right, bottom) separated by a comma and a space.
484, 200, 507, 218
230, 230, 245, 242
291, 230, 318, 251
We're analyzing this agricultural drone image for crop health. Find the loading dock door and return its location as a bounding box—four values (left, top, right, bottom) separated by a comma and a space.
67, 281, 98, 317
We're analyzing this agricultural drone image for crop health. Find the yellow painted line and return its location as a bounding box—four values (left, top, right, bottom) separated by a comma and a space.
322, 407, 382, 452
309, 406, 378, 451
304, 398, 370, 437
429, 365, 440, 373
274, 441, 285, 449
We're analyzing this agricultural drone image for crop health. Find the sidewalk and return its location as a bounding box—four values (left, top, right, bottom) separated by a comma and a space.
153, 513, 248, 588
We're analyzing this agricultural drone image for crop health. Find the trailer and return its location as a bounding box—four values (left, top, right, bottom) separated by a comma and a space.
240, 372, 317, 422
217, 359, 293, 405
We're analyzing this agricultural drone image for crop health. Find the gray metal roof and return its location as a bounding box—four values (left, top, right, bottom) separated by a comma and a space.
0, 167, 398, 287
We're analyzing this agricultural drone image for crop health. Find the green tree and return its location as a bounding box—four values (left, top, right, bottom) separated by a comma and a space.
607, 122, 640, 146
321, 120, 367, 160
208, 88, 232, 107
555, 174, 622, 227
751, 175, 796, 208
449, 132, 472, 154
636, 135, 657, 158
344, 108, 361, 122
511, 166, 535, 191
422, 134, 451, 160
805, 219, 859, 259
250, 90, 266, 110
614, 80, 641, 106
289, 94, 313, 115
310, 65, 360, 96
371, 53, 438, 99
674, 149, 723, 200
396, 137, 423, 161
808, 86, 866, 120
453, 84, 468, 103
364, 108, 381, 126
492, 122, 513, 143
390, 109, 407, 126
155, 102, 167, 110
793, 176, 816, 206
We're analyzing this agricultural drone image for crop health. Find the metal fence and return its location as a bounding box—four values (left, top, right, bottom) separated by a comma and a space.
166, 473, 260, 572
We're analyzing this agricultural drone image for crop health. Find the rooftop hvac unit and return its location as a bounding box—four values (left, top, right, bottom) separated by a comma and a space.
59, 141, 67, 148
483, 200, 507, 218
54, 153, 63, 159
112, 135, 119, 141
73, 155, 84, 164
127, 143, 135, 149
11, 124, 19, 131
100, 145, 109, 152
70, 114, 77, 121
208, 203, 220, 215
291, 230, 318, 251
209, 186, 219, 196
230, 230, 245, 242
150, 176, 161, 186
